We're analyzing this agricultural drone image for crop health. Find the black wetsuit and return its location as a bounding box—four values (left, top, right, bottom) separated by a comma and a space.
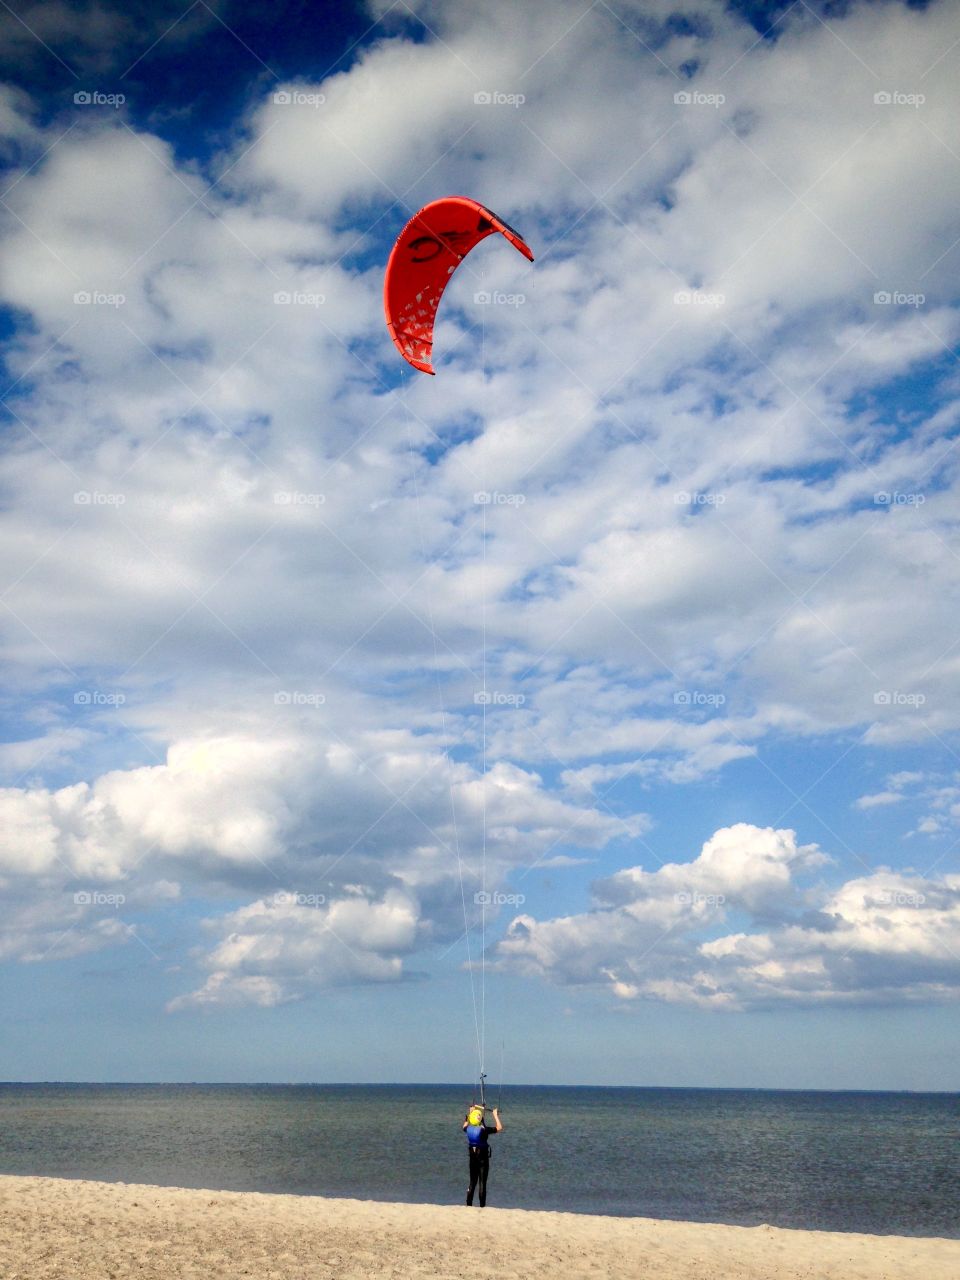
465, 1123, 496, 1207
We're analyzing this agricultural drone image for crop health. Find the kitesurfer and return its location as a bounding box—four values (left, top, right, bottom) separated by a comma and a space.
462, 1104, 502, 1207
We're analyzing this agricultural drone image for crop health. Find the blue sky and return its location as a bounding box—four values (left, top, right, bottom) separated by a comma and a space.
1, 0, 959, 1089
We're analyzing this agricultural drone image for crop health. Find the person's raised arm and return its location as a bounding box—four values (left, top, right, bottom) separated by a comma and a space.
491, 1107, 503, 1133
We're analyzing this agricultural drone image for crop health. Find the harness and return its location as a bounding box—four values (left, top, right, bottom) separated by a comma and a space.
466, 1102, 490, 1157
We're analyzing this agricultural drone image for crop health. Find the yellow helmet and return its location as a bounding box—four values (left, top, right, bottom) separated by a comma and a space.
467, 1106, 484, 1126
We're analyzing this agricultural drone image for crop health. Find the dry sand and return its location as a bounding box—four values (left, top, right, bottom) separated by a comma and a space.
1, 1174, 957, 1280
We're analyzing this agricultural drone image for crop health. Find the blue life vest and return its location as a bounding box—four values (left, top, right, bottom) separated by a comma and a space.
466, 1122, 486, 1146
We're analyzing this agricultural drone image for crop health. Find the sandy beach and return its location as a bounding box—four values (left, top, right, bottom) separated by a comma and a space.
1, 1175, 958, 1280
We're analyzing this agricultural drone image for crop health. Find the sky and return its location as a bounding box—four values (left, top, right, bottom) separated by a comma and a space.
0, 0, 959, 1090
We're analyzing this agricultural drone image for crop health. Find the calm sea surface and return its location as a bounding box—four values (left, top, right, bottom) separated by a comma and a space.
1, 1084, 957, 1235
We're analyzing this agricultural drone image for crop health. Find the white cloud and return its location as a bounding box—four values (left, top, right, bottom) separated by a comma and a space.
494, 823, 960, 1009
595, 823, 829, 912
854, 790, 904, 810
0, 893, 136, 964
888, 771, 925, 788
1, 0, 959, 1013
0, 723, 639, 1000
166, 972, 287, 1012
0, 726, 634, 885
2, 1, 958, 766
167, 887, 420, 1010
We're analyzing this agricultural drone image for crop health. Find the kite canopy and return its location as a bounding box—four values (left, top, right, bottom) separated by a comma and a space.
383, 195, 534, 375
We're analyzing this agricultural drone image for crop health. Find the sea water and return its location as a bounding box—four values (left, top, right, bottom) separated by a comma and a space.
0, 1083, 957, 1235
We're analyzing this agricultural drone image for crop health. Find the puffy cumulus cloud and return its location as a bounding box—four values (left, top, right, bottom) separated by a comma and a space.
0, 721, 639, 991
0, 736, 294, 884
701, 871, 960, 1006
167, 887, 419, 1010
594, 823, 828, 913
0, 726, 633, 887
494, 824, 960, 1009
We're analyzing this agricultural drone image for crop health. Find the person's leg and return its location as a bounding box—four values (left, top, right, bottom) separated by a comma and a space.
466, 1149, 480, 1205
478, 1151, 489, 1207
